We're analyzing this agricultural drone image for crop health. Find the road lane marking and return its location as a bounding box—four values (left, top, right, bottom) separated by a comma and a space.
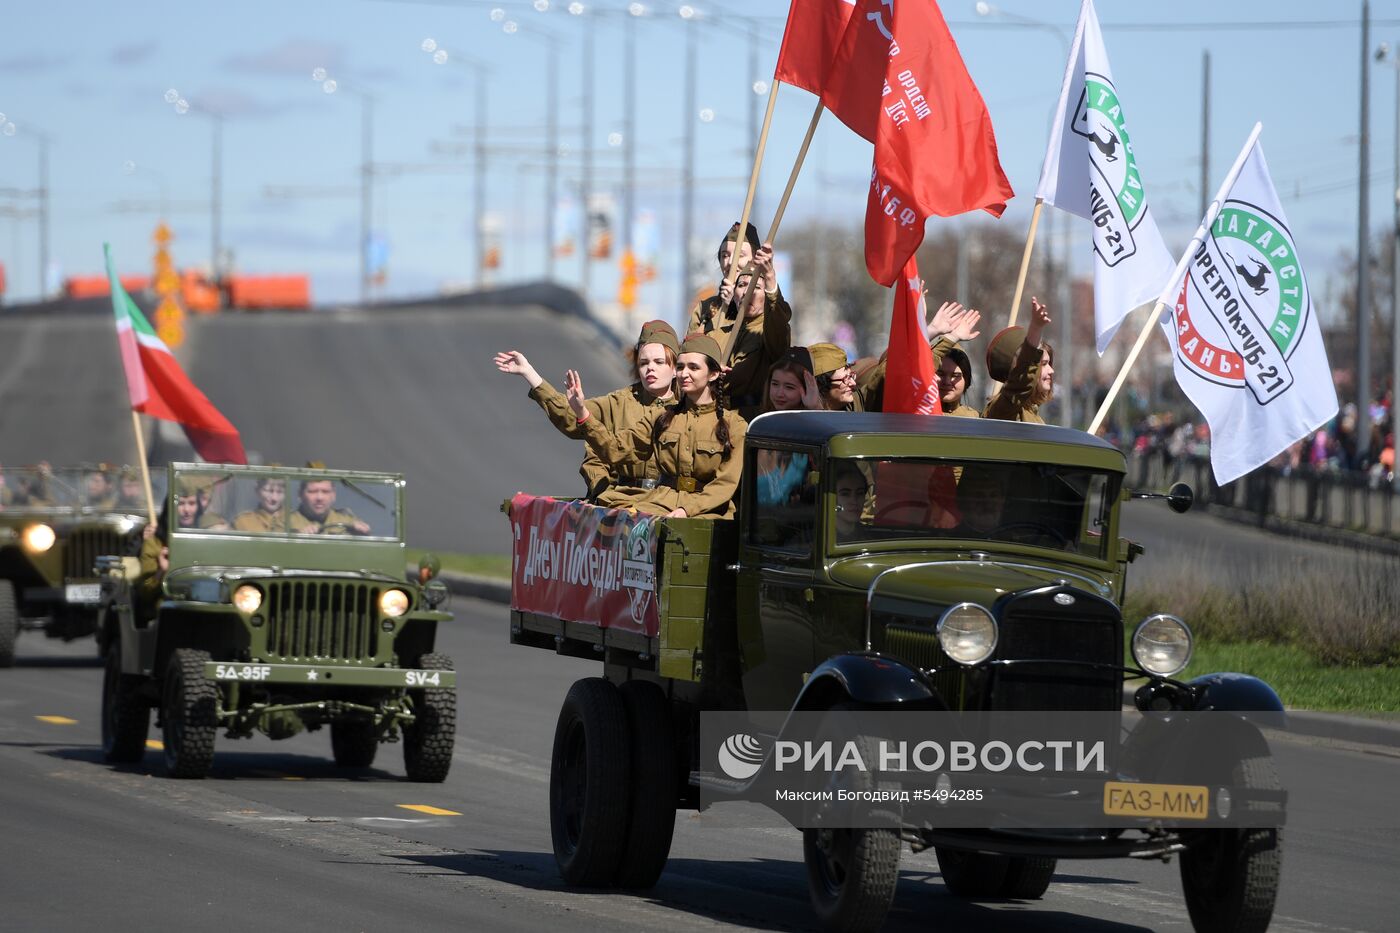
397, 804, 461, 816
145, 739, 163, 750
35, 715, 77, 725
282, 776, 306, 781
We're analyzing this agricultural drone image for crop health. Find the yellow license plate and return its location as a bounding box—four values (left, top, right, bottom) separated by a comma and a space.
1103, 781, 1210, 820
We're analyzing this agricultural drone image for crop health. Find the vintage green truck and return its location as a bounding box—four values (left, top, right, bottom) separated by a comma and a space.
507, 412, 1284, 933
100, 462, 456, 781
0, 465, 150, 666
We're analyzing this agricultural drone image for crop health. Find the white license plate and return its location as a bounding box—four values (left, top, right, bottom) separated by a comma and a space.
65, 583, 102, 604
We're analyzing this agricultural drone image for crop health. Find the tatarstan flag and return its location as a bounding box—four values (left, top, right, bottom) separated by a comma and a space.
105, 243, 247, 464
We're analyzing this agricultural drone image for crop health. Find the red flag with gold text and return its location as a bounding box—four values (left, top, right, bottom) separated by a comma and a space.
883, 256, 941, 415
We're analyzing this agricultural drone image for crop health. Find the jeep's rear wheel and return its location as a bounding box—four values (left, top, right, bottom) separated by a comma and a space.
935, 847, 1009, 897
402, 653, 455, 782
1001, 856, 1057, 899
1179, 756, 1281, 933
101, 640, 148, 763
550, 677, 631, 886
613, 680, 676, 888
804, 827, 901, 932
331, 720, 378, 768
161, 649, 218, 778
0, 579, 18, 668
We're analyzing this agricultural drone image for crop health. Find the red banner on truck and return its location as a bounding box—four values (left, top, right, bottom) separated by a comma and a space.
508, 494, 660, 637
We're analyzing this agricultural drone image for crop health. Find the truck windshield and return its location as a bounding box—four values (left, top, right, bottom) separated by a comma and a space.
831, 458, 1115, 561
170, 471, 400, 540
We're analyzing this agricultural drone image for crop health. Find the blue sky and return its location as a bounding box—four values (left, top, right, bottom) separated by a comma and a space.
2, 0, 1399, 322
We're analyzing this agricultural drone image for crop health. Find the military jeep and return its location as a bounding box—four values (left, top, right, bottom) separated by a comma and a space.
0, 464, 151, 666
101, 462, 456, 781
507, 412, 1284, 932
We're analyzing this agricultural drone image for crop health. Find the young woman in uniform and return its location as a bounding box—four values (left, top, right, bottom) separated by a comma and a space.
754, 347, 823, 506
984, 297, 1055, 424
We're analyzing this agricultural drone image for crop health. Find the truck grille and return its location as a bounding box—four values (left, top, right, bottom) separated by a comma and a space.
263, 580, 380, 663
66, 528, 139, 581
992, 591, 1122, 712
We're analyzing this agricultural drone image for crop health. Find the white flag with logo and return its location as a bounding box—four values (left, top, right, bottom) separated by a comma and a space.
1036, 0, 1175, 353
1154, 124, 1338, 485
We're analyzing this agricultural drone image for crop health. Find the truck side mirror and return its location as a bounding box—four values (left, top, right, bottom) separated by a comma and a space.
1167, 483, 1194, 514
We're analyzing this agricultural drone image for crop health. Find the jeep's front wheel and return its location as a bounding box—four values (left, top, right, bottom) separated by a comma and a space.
804, 827, 901, 932
550, 677, 631, 886
101, 640, 148, 763
1179, 756, 1282, 933
331, 720, 378, 768
402, 653, 455, 782
0, 579, 19, 668
161, 649, 218, 778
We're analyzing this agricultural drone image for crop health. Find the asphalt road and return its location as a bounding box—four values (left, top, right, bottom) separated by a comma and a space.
3, 595, 1397, 933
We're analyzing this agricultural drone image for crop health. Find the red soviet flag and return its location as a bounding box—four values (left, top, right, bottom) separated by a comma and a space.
844, 1, 1014, 285
773, 0, 858, 97
883, 256, 941, 415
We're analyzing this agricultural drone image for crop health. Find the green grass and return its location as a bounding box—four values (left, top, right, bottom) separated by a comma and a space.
405, 548, 511, 580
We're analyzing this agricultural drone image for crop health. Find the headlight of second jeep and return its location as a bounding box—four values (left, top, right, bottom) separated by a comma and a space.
936, 602, 998, 666
379, 588, 409, 618
1132, 614, 1193, 677
23, 523, 56, 552
232, 584, 263, 614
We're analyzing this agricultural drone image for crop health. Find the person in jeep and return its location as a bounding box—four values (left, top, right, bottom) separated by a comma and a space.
234, 476, 288, 532
291, 478, 371, 535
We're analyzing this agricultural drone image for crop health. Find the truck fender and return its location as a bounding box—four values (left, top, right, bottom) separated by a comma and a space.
1188, 672, 1285, 714
791, 653, 944, 711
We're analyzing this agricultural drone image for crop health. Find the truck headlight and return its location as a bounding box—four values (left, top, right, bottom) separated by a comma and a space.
23, 523, 56, 552
232, 584, 263, 614
936, 602, 998, 666
379, 588, 409, 618
1132, 614, 1193, 677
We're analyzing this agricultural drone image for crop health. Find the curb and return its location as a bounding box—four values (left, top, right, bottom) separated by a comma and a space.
1208, 504, 1400, 557
440, 571, 511, 606
1122, 686, 1400, 749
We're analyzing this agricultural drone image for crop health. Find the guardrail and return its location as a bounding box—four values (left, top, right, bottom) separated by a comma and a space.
1126, 451, 1400, 540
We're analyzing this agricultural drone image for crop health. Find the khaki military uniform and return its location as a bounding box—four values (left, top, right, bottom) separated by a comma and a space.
137, 533, 165, 612
198, 511, 229, 529
854, 336, 959, 413
233, 507, 287, 533
528, 379, 671, 501
983, 340, 1046, 424
580, 401, 748, 519
88, 493, 118, 511
290, 507, 365, 535
687, 289, 791, 420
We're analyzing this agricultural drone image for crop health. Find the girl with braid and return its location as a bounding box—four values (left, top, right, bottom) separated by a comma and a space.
565, 333, 747, 519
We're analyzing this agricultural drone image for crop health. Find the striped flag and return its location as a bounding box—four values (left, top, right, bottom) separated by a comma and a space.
106, 243, 247, 464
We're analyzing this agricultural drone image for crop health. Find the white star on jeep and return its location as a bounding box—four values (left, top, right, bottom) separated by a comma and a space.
306, 670, 318, 682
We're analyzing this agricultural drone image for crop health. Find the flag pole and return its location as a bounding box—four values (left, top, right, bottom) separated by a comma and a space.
129, 410, 157, 526
1007, 198, 1043, 331
1086, 121, 1264, 435
721, 95, 823, 362
716, 77, 779, 361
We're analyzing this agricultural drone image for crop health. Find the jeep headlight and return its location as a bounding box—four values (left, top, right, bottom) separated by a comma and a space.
1132, 614, 1193, 677
23, 523, 56, 552
232, 584, 263, 614
379, 588, 409, 618
936, 602, 998, 666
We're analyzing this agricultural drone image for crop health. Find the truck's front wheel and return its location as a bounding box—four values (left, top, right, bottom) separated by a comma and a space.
402, 653, 455, 782
161, 649, 218, 778
550, 677, 631, 886
0, 579, 18, 668
101, 640, 148, 763
803, 827, 901, 932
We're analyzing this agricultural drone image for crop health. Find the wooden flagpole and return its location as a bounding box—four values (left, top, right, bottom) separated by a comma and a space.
130, 410, 157, 526
1086, 301, 1165, 435
721, 97, 824, 362
1006, 197, 1044, 331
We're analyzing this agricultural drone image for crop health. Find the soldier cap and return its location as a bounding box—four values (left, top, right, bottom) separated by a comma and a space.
636, 319, 680, 356
679, 332, 724, 369
808, 343, 850, 378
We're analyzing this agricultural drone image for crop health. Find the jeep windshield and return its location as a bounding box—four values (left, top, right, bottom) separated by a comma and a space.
170, 469, 400, 541
829, 457, 1115, 561
0, 466, 161, 515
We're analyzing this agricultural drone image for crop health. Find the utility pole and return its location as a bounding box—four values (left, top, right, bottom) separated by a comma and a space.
546, 41, 559, 282
360, 95, 373, 307
38, 136, 49, 300
581, 11, 595, 298
1391, 44, 1400, 492
1059, 213, 1073, 428
475, 67, 488, 288
1200, 51, 1211, 222
623, 11, 636, 259
1359, 0, 1374, 464
680, 18, 696, 320
211, 114, 223, 279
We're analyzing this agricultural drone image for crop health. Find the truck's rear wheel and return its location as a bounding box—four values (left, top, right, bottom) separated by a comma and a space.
613, 680, 677, 888
1001, 856, 1057, 899
1180, 756, 1281, 933
803, 827, 901, 932
402, 653, 455, 782
0, 579, 18, 668
935, 847, 1009, 897
550, 677, 631, 886
331, 720, 378, 768
161, 649, 218, 778
101, 640, 148, 763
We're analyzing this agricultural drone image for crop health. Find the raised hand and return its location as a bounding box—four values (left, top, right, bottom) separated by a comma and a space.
493, 350, 543, 388
718, 279, 734, 305
926, 300, 964, 340
1027, 296, 1051, 347
948, 306, 982, 343
801, 369, 824, 410
565, 369, 589, 420
753, 243, 776, 289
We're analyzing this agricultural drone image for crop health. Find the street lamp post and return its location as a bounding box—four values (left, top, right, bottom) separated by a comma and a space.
1359, 0, 1374, 464
1378, 41, 1400, 491
211, 114, 223, 279
680, 9, 697, 319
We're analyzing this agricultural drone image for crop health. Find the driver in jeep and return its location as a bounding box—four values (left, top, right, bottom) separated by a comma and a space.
291, 479, 371, 535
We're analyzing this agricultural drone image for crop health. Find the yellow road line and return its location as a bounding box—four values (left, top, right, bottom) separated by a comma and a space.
145, 739, 164, 750
282, 776, 306, 781
397, 804, 461, 816
35, 715, 78, 725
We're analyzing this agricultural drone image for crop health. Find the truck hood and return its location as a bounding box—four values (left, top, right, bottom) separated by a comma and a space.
828, 552, 1114, 606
